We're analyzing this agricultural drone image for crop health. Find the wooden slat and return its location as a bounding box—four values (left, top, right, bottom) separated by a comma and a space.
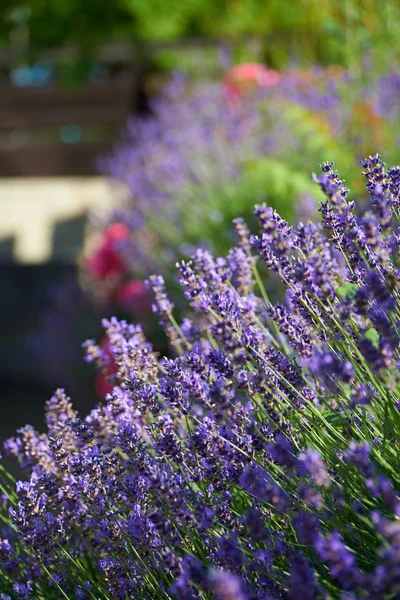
0, 106, 127, 128
0, 81, 132, 128
0, 142, 114, 176
0, 81, 132, 106
0, 43, 136, 67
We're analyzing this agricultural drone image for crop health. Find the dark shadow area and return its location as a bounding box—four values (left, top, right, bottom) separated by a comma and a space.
0, 236, 14, 260
0, 264, 99, 475
0, 264, 75, 379
52, 213, 86, 260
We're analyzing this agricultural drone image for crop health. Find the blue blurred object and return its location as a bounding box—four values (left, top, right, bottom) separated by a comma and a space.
31, 60, 54, 84
11, 65, 32, 87
60, 124, 82, 144
11, 60, 54, 87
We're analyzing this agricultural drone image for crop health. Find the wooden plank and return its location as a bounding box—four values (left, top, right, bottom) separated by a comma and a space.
0, 142, 115, 176
0, 106, 128, 128
0, 80, 133, 129
0, 43, 137, 67
0, 81, 132, 108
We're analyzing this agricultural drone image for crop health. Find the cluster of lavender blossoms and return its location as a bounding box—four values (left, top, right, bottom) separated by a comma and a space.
2, 155, 400, 599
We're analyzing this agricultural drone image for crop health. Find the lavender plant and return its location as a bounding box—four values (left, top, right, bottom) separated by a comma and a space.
2, 155, 400, 599
93, 67, 400, 289
36, 66, 400, 401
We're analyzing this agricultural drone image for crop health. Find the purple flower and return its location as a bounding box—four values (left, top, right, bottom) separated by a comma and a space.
315, 531, 362, 591
345, 441, 374, 478
299, 449, 331, 488
294, 511, 321, 545
12, 583, 32, 599
308, 350, 354, 393
239, 464, 289, 513
208, 570, 249, 600
287, 554, 321, 599
350, 383, 376, 407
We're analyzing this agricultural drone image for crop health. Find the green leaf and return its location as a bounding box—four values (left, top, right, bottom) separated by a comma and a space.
337, 283, 359, 299
365, 328, 380, 349
321, 411, 348, 426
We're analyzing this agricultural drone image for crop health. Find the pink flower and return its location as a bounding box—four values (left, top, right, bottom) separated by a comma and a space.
223, 62, 281, 100
85, 223, 129, 281
114, 279, 150, 314
94, 336, 117, 398
104, 223, 129, 242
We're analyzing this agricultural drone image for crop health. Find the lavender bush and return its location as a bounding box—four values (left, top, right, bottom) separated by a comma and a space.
1, 154, 400, 598
90, 67, 400, 293
35, 66, 400, 401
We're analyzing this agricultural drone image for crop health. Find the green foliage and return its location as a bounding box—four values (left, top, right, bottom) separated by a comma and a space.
2, 0, 400, 72
365, 327, 380, 350
1, 0, 133, 52
273, 101, 355, 174
337, 283, 359, 299
149, 157, 321, 263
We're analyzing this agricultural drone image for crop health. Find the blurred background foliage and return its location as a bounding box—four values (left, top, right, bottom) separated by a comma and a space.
1, 0, 400, 76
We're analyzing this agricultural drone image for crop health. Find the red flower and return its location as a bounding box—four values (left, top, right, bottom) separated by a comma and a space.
85, 223, 129, 281
104, 223, 129, 242
114, 279, 150, 314
223, 62, 281, 100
